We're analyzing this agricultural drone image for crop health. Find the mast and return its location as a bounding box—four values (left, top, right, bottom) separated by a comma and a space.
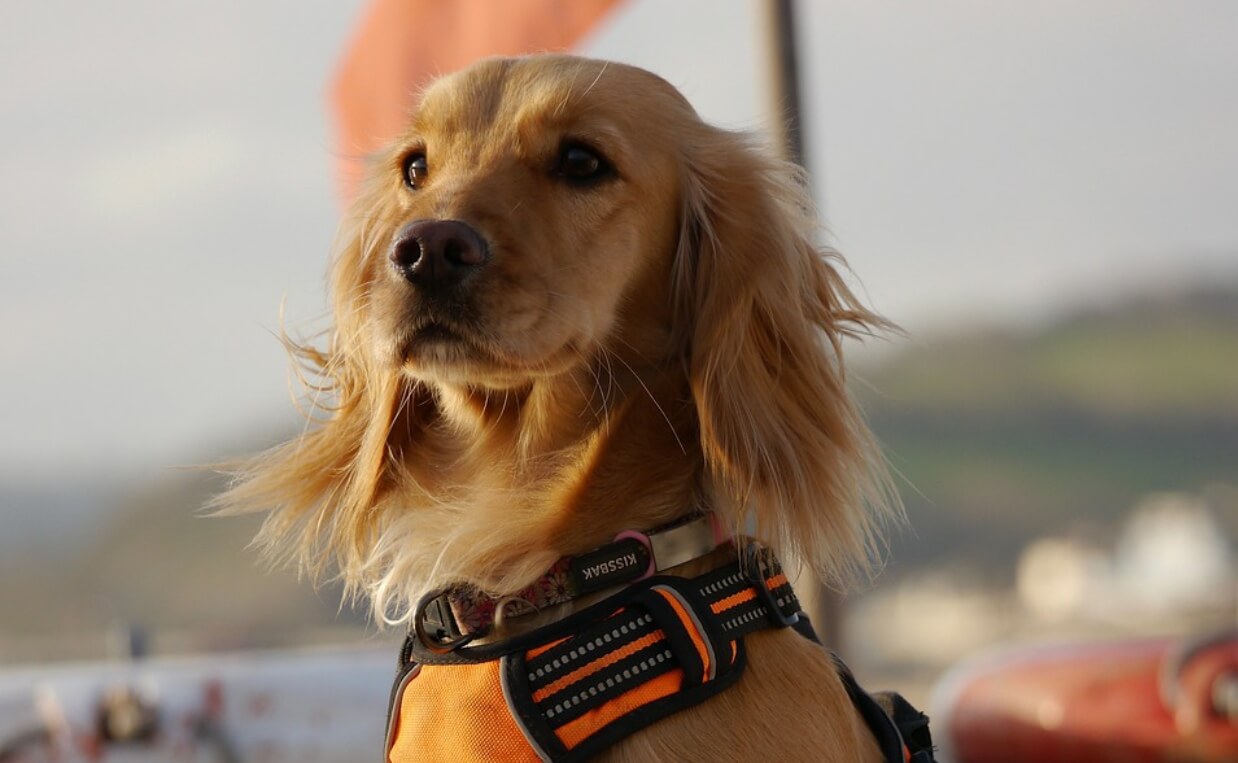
761, 0, 845, 654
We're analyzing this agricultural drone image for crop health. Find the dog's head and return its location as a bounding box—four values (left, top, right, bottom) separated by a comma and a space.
351, 56, 688, 390
222, 55, 896, 619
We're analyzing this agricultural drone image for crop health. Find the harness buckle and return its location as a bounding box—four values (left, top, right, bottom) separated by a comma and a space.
414, 589, 478, 654
741, 542, 800, 628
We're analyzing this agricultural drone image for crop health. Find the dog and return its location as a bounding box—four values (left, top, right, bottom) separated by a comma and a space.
220, 54, 913, 762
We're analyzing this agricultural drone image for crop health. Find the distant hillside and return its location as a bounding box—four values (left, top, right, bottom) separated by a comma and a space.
858, 281, 1238, 576
0, 463, 375, 664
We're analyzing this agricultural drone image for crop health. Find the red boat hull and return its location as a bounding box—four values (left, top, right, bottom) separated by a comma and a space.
936, 632, 1237, 763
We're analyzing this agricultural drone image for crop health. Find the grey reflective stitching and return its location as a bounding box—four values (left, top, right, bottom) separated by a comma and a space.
554, 646, 673, 713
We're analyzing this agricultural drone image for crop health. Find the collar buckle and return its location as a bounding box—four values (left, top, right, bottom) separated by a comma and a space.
414, 589, 477, 654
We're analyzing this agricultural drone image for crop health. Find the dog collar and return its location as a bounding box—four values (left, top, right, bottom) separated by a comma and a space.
415, 513, 730, 652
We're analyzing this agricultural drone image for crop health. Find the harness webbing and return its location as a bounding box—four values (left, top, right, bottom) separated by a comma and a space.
516, 557, 799, 733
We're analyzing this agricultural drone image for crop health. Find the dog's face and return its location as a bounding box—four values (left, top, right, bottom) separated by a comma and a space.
360, 57, 690, 389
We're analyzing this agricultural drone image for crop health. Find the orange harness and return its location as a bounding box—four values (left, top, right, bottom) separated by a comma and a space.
384, 542, 936, 762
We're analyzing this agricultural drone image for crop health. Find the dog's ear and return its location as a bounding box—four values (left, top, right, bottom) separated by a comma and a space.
213, 175, 428, 589
673, 128, 898, 585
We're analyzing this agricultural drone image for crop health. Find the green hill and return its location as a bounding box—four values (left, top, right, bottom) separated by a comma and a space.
858, 281, 1238, 576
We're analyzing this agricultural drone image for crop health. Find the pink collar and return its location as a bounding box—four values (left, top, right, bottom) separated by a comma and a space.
414, 513, 731, 652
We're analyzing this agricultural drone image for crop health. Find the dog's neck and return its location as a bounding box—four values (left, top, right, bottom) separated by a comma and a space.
430, 351, 701, 526
381, 349, 707, 609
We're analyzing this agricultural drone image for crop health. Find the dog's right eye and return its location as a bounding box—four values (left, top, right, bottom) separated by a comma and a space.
402, 153, 428, 189
555, 142, 613, 185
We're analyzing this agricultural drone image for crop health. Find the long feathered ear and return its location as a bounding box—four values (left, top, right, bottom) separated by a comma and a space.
212, 174, 426, 591
673, 128, 900, 586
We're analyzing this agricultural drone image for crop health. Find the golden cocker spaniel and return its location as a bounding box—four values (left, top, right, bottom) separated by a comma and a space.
221, 55, 904, 762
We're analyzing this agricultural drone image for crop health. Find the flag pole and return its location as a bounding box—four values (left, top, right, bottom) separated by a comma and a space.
762, 0, 807, 167
760, 0, 845, 655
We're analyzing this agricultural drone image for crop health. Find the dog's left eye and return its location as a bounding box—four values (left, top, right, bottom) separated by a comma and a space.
402, 152, 428, 189
556, 143, 612, 184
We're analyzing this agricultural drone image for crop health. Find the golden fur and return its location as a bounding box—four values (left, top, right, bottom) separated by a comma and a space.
219, 55, 897, 761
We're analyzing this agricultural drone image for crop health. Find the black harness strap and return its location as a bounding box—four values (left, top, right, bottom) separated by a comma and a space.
796, 615, 937, 763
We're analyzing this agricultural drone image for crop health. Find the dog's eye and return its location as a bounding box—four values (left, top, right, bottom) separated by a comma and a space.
402, 152, 428, 189
556, 143, 612, 184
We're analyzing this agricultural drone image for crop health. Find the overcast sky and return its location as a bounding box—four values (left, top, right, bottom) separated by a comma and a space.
2, 0, 1236, 483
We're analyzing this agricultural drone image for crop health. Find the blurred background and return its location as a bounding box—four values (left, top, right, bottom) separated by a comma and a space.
2, 0, 1235, 759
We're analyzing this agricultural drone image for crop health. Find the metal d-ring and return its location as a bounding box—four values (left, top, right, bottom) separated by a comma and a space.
493, 595, 534, 631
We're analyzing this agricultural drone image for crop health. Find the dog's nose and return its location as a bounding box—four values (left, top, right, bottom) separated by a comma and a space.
390, 220, 488, 289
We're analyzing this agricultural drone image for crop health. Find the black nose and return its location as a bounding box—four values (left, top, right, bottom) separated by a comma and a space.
390, 219, 488, 290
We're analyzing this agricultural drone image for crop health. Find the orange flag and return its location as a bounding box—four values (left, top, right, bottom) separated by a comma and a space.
332, 0, 625, 201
